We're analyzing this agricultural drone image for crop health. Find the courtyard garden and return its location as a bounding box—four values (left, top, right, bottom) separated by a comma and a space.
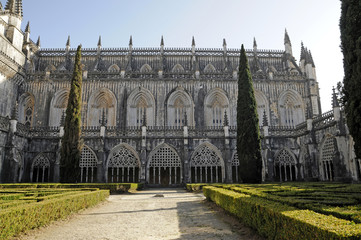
187, 182, 361, 239
0, 183, 142, 239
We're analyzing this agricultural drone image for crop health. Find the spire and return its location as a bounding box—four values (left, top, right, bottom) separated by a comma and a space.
284, 29, 291, 45
223, 38, 227, 47
253, 37, 257, 49
25, 21, 30, 33
97, 35, 102, 47
36, 36, 41, 48
223, 110, 229, 126
332, 87, 340, 108
192, 36, 195, 47
129, 35, 133, 46
66, 36, 70, 47
5, 0, 23, 17
160, 35, 164, 46
262, 110, 268, 127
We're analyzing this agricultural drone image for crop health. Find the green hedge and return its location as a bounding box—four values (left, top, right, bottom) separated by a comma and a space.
203, 186, 361, 240
0, 189, 109, 240
0, 183, 144, 193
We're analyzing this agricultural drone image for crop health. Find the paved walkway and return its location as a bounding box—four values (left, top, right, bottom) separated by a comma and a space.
18, 189, 263, 240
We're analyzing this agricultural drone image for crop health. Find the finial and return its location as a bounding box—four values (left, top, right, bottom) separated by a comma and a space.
184, 111, 188, 126
284, 29, 291, 45
223, 38, 227, 47
160, 35, 164, 46
60, 110, 66, 126
129, 35, 133, 46
99, 109, 107, 126
11, 101, 18, 120
97, 35, 102, 47
300, 41, 306, 60
253, 37, 257, 49
142, 109, 147, 127
25, 21, 30, 33
192, 36, 195, 46
5, 0, 23, 17
223, 110, 229, 126
332, 87, 340, 108
262, 110, 268, 127
36, 36, 41, 48
66, 35, 70, 47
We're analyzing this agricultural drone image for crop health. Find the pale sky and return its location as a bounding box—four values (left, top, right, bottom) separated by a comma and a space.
19, 0, 343, 112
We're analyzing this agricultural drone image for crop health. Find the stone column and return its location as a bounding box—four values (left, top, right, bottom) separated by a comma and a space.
183, 125, 190, 183
224, 125, 232, 183
140, 125, 147, 183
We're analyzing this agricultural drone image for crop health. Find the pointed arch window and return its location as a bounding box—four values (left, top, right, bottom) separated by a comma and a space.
174, 98, 185, 127
321, 137, 335, 181
211, 98, 223, 127
136, 97, 147, 126
274, 149, 297, 182
19, 93, 35, 127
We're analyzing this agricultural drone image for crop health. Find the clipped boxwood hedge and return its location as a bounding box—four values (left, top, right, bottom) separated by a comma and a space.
0, 183, 144, 193
0, 189, 109, 240
203, 186, 361, 240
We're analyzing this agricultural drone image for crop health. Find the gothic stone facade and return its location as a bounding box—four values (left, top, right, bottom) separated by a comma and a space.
0, 0, 360, 184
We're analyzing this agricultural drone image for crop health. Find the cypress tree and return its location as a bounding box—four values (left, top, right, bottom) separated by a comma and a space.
237, 44, 262, 183
60, 45, 83, 183
340, 0, 361, 160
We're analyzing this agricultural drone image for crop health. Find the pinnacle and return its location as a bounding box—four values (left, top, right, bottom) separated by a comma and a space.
98, 36, 102, 47
5, 0, 23, 17
253, 37, 257, 49
66, 36, 70, 47
192, 36, 195, 46
129, 35, 133, 46
284, 28, 291, 45
160, 35, 164, 46
223, 38, 227, 47
25, 21, 30, 33
36, 36, 41, 47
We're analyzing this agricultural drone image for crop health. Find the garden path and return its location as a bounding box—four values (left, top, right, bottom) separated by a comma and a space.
18, 189, 263, 240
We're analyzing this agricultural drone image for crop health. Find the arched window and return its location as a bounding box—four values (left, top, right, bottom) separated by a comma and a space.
49, 89, 69, 127
31, 154, 50, 183
107, 144, 140, 183
140, 64, 152, 73
87, 88, 117, 127
171, 64, 185, 73
204, 88, 230, 127
167, 87, 194, 127
274, 149, 297, 182
147, 143, 181, 185
108, 64, 120, 72
190, 143, 224, 183
127, 87, 155, 127
320, 137, 335, 181
80, 146, 98, 183
278, 90, 305, 127
204, 63, 216, 73
19, 93, 35, 127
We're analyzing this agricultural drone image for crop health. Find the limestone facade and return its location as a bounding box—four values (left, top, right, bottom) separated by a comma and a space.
0, 0, 359, 184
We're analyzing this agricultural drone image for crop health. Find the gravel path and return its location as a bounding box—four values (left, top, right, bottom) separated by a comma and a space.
17, 189, 263, 240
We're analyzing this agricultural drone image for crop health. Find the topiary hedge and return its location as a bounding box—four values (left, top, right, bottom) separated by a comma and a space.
203, 186, 361, 240
0, 189, 109, 240
0, 183, 144, 193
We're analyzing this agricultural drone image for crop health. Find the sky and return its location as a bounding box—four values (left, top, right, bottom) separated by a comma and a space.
17, 0, 343, 112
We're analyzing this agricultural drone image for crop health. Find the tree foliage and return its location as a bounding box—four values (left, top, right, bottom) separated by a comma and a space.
340, 0, 361, 159
237, 44, 262, 183
60, 45, 83, 183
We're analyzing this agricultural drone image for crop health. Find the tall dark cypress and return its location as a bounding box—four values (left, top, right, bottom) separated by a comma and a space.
237, 44, 262, 183
60, 45, 83, 183
340, 0, 361, 160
